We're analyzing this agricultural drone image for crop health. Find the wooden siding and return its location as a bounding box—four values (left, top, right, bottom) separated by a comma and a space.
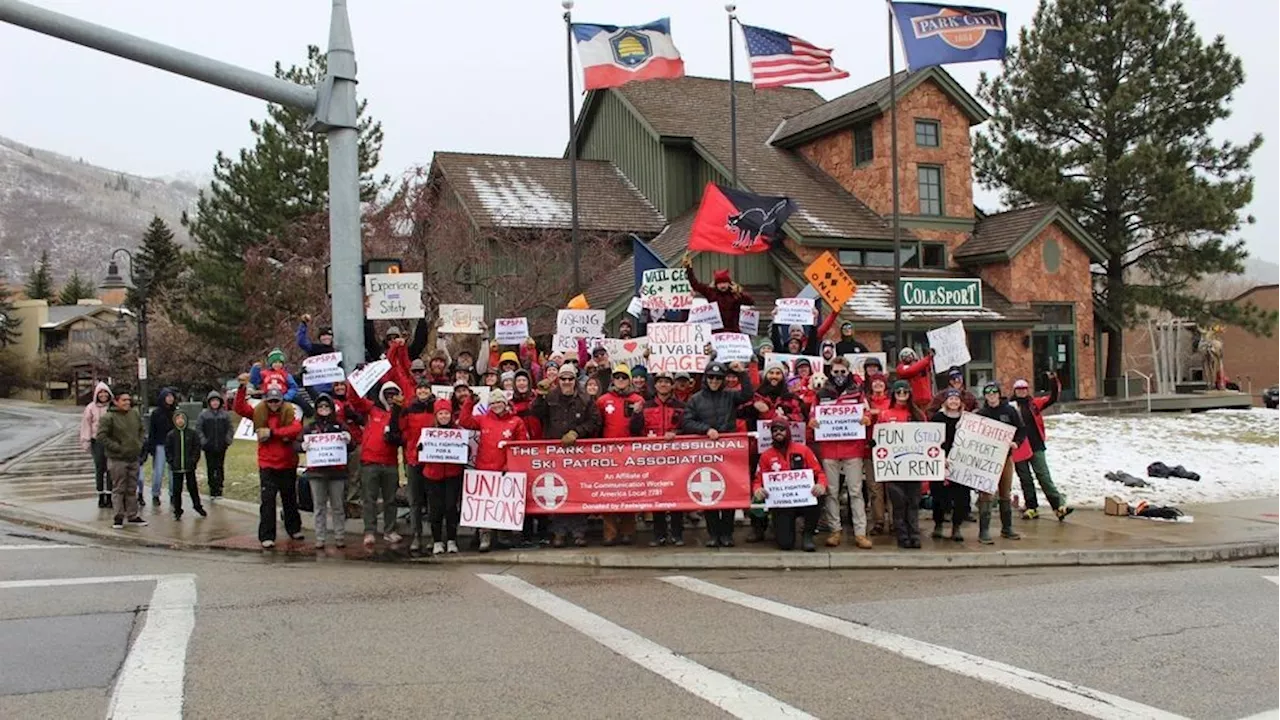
693, 252, 775, 286
580, 92, 667, 216
663, 145, 695, 218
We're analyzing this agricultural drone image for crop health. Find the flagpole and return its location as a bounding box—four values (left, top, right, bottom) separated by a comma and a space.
727, 3, 738, 188
564, 1, 581, 295
888, 5, 903, 354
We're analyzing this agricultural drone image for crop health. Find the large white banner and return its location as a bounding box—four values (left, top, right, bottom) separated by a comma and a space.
927, 320, 971, 371
365, 273, 425, 319
871, 422, 945, 483
947, 413, 1015, 494
647, 323, 711, 374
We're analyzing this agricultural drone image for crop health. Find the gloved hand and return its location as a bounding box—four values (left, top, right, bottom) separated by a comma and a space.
301, 439, 311, 451
752, 488, 766, 502
812, 483, 828, 497
256, 427, 271, 442
561, 430, 578, 447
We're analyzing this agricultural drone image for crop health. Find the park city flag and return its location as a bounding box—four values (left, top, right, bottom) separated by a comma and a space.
571, 18, 685, 90
687, 183, 796, 255
740, 24, 849, 89
889, 2, 1008, 70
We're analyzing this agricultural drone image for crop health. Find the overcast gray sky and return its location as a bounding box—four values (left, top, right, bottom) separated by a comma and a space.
1, 0, 1275, 262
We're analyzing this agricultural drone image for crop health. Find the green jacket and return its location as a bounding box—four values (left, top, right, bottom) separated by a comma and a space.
96, 405, 145, 461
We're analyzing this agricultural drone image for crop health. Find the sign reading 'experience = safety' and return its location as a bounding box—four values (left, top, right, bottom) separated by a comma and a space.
504, 434, 752, 514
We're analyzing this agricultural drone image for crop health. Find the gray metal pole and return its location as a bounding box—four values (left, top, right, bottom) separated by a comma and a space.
727, 5, 738, 187
0, 0, 315, 110
565, 4, 581, 296
888, 8, 903, 355
319, 0, 365, 369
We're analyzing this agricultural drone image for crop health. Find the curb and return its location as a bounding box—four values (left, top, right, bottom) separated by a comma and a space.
2, 501, 1274, 569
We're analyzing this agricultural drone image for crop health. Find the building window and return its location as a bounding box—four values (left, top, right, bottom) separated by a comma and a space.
917, 165, 943, 216
1041, 235, 1062, 273
840, 243, 947, 269
915, 119, 940, 147
853, 122, 874, 166
1037, 304, 1074, 327
71, 329, 98, 345
922, 243, 946, 269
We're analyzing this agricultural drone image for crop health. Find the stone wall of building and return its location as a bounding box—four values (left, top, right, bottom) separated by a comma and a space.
1219, 286, 1279, 401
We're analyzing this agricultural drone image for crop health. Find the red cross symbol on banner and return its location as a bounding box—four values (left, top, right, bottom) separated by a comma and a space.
927, 446, 941, 458
875, 447, 889, 460
686, 467, 726, 506
531, 472, 568, 510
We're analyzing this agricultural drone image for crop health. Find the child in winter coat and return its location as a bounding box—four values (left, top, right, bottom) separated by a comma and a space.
196, 390, 234, 499
80, 381, 114, 508
302, 394, 352, 550
165, 411, 205, 519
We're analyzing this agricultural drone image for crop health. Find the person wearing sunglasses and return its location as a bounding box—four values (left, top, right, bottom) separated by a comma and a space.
233, 379, 304, 549
877, 380, 927, 548
975, 382, 1026, 544
811, 356, 874, 550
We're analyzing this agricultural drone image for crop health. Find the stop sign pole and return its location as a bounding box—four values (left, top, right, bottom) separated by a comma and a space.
0, 0, 367, 368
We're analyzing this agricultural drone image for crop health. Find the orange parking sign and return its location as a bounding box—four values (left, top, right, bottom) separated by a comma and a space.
804, 251, 857, 311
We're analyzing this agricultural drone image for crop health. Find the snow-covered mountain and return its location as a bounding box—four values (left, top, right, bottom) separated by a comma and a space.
0, 135, 201, 285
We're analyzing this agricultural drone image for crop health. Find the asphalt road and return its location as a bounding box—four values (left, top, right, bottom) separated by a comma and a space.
0, 402, 77, 466
0, 520, 1275, 720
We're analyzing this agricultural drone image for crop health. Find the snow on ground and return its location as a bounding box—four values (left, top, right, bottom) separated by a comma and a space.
1043, 408, 1279, 508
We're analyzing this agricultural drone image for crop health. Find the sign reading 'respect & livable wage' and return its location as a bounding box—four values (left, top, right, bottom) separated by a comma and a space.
364, 272, 425, 319
762, 469, 817, 509
871, 422, 945, 483
947, 413, 1016, 495
647, 323, 711, 374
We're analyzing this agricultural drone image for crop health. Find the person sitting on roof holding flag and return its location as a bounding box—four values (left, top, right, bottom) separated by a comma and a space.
681, 253, 753, 334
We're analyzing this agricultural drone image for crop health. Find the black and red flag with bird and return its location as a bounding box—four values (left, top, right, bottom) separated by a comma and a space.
687, 182, 797, 255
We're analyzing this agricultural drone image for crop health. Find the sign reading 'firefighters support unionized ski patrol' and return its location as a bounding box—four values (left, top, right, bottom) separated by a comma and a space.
505, 435, 751, 514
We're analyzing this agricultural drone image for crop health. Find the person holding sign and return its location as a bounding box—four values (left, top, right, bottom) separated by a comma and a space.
1011, 374, 1072, 522
929, 390, 971, 543
682, 254, 753, 334
420, 399, 465, 555
753, 419, 828, 552
863, 373, 893, 535
629, 369, 689, 547
811, 357, 874, 550
458, 390, 528, 552
875, 381, 928, 548
928, 368, 978, 413
597, 365, 645, 546
974, 382, 1027, 544
895, 347, 935, 411
301, 394, 352, 551
399, 380, 440, 554
742, 360, 805, 543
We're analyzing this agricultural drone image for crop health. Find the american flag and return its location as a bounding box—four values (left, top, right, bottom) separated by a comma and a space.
740, 24, 849, 89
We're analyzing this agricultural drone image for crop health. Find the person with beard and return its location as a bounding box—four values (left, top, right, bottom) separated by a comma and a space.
930, 389, 970, 543
421, 398, 464, 555
426, 349, 452, 386
680, 361, 754, 548
233, 380, 304, 549
399, 379, 439, 554
302, 394, 352, 551
531, 366, 602, 547
629, 369, 687, 546
344, 338, 414, 549
975, 382, 1026, 544
597, 365, 645, 546
928, 367, 979, 413
753, 418, 828, 552
1011, 374, 1073, 522
672, 372, 696, 404
742, 360, 804, 543
875, 380, 928, 548
80, 381, 114, 508
863, 373, 893, 534
835, 321, 869, 355
618, 316, 637, 340
811, 356, 874, 549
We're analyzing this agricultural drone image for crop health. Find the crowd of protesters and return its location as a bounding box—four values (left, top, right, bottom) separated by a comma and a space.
80, 263, 1073, 553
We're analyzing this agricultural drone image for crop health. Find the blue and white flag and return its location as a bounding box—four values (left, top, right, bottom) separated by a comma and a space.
889, 2, 1007, 70
571, 18, 685, 90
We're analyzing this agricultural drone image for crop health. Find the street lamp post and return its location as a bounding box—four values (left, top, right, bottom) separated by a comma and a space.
100, 250, 148, 415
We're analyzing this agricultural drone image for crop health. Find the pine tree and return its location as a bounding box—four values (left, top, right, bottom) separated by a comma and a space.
973, 0, 1269, 388
55, 270, 97, 306
23, 251, 54, 300
179, 45, 387, 354
0, 280, 20, 348
128, 216, 185, 311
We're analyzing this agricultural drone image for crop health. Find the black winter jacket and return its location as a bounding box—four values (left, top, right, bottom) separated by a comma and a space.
681, 370, 754, 434
532, 389, 602, 440
976, 399, 1027, 447
196, 390, 234, 452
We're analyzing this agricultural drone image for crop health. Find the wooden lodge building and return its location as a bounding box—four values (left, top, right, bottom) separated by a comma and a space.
424, 68, 1109, 400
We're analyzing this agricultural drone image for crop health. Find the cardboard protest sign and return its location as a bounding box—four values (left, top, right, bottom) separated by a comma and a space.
438, 304, 485, 334
431, 385, 453, 401
710, 333, 753, 364
418, 427, 470, 464
762, 469, 817, 509
364, 273, 425, 319
688, 300, 724, 329
813, 403, 866, 441
804, 251, 858, 311
557, 309, 606, 338
600, 337, 648, 369
754, 421, 807, 453
494, 317, 529, 345
927, 320, 971, 371
461, 470, 527, 531
843, 352, 888, 377
347, 359, 391, 397
234, 417, 256, 442
301, 352, 344, 387
647, 323, 711, 374
765, 353, 825, 378
871, 422, 945, 483
947, 413, 1015, 494
739, 306, 760, 336
640, 267, 693, 311
305, 432, 348, 467
774, 297, 816, 326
